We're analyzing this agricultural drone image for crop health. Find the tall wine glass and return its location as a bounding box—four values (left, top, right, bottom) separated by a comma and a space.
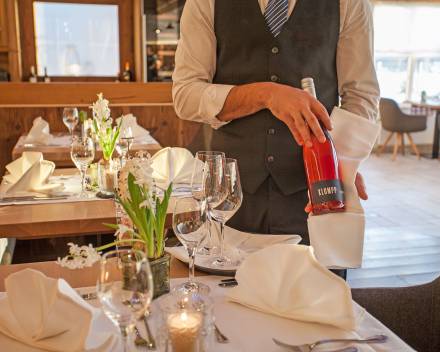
173, 197, 209, 293
70, 136, 95, 198
63, 107, 79, 139
120, 126, 134, 157
211, 159, 243, 266
191, 151, 227, 255
97, 249, 153, 352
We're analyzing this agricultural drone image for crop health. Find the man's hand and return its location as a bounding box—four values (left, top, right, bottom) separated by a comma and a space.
266, 83, 333, 147
304, 172, 368, 213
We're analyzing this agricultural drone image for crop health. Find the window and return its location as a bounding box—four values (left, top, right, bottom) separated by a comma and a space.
374, 3, 440, 103
33, 2, 119, 77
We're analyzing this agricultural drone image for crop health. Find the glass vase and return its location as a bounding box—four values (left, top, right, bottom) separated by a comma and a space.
150, 253, 171, 299
97, 159, 118, 198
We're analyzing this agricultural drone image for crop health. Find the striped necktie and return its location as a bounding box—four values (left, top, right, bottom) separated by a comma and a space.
264, 0, 289, 37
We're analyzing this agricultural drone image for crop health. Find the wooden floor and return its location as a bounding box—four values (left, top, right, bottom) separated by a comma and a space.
347, 153, 440, 288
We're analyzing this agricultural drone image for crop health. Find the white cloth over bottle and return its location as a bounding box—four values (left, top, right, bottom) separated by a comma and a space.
308, 107, 380, 268
226, 244, 357, 331
0, 269, 116, 352
0, 152, 61, 198
24, 117, 54, 145
151, 147, 195, 188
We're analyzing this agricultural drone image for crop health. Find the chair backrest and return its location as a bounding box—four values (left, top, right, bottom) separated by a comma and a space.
352, 276, 440, 352
379, 98, 404, 132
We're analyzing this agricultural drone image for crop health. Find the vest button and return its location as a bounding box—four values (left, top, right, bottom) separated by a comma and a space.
268, 128, 275, 135
267, 155, 275, 163
270, 75, 279, 82
271, 46, 279, 54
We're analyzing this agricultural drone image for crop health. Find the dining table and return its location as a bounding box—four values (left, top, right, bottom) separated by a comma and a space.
12, 132, 162, 168
0, 168, 179, 240
409, 100, 440, 159
0, 257, 415, 351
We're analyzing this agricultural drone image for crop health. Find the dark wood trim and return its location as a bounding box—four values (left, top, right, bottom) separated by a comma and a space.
17, 0, 136, 81
0, 82, 173, 106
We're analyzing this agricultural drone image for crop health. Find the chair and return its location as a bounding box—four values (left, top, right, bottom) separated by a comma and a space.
352, 276, 440, 352
377, 98, 427, 160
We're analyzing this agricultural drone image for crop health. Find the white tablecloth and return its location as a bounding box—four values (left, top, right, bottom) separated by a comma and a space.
0, 276, 414, 351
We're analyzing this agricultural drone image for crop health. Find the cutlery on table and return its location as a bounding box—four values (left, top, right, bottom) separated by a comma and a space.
80, 292, 97, 301
143, 313, 157, 350
214, 323, 229, 344
218, 278, 238, 287
273, 334, 387, 352
0, 195, 68, 203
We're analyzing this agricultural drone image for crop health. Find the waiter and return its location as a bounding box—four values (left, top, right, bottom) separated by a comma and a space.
172, 0, 379, 244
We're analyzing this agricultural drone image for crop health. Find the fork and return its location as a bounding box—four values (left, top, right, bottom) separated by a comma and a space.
134, 326, 149, 347
214, 323, 229, 343
273, 334, 387, 352
274, 339, 357, 352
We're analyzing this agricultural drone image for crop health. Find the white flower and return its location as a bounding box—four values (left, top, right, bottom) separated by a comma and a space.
114, 224, 134, 240
90, 93, 110, 125
56, 243, 101, 269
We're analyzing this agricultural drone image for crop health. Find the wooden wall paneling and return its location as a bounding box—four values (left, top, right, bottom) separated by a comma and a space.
6, 0, 22, 81
0, 105, 202, 174
133, 0, 144, 82
0, 0, 8, 49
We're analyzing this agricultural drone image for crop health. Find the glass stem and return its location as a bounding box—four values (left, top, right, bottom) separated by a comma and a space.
81, 167, 87, 193
120, 326, 131, 352
205, 204, 213, 249
187, 246, 196, 283
219, 221, 225, 259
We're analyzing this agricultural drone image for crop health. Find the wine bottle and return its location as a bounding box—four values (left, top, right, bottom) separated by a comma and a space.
29, 66, 38, 83
122, 62, 132, 82
43, 67, 51, 83
301, 77, 345, 215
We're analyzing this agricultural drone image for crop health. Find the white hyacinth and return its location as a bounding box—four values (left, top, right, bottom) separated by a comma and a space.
91, 93, 111, 125
56, 243, 101, 269
118, 152, 154, 205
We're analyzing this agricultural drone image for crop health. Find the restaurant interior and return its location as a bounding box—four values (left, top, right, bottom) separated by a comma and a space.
0, 0, 439, 351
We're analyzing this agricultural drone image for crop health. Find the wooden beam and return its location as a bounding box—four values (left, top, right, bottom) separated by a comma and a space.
6, 0, 22, 81
0, 82, 173, 107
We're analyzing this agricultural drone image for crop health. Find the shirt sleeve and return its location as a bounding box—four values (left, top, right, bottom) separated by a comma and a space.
337, 0, 380, 121
172, 0, 234, 129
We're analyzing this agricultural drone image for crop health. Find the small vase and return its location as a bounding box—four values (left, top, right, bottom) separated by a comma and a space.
97, 159, 118, 198
150, 253, 171, 299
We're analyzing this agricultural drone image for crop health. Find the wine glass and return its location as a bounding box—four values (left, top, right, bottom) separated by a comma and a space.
211, 159, 243, 266
190, 151, 227, 255
63, 107, 79, 138
116, 137, 130, 167
97, 249, 153, 352
70, 136, 95, 198
120, 126, 134, 157
172, 197, 209, 293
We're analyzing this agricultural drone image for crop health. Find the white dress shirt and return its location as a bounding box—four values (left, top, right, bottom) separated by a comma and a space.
172, 0, 380, 128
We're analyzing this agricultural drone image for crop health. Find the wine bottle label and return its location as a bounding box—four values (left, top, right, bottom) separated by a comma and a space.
310, 179, 344, 204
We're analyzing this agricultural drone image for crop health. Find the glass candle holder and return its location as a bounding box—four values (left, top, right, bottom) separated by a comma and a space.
97, 159, 118, 197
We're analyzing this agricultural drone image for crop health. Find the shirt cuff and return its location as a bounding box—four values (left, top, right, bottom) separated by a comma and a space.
198, 84, 235, 129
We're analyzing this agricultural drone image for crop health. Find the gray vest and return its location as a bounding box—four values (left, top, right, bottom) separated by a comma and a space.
211, 0, 340, 195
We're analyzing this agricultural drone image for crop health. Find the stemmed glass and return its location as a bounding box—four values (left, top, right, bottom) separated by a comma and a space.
172, 197, 210, 293
70, 136, 95, 198
211, 158, 243, 266
190, 151, 227, 255
97, 249, 154, 352
63, 107, 79, 139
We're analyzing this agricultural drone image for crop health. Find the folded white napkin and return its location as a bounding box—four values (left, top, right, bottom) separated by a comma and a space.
1, 152, 60, 197
226, 244, 356, 331
308, 107, 380, 269
24, 117, 53, 145
151, 147, 194, 188
166, 225, 302, 268
0, 269, 116, 352
117, 114, 150, 139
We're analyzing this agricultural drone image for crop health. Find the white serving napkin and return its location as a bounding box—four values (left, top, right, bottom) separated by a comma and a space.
166, 225, 301, 269
151, 147, 195, 188
117, 113, 150, 139
226, 244, 356, 331
24, 117, 54, 145
308, 107, 380, 269
0, 269, 116, 352
1, 152, 61, 198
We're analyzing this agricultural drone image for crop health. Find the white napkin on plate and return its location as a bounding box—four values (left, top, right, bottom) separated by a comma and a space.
308, 107, 380, 269
226, 244, 356, 331
0, 269, 116, 352
117, 114, 150, 139
151, 147, 194, 188
166, 225, 302, 268
24, 117, 53, 145
1, 152, 61, 197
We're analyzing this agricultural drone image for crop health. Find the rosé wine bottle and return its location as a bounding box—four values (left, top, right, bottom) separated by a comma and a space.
301, 78, 345, 215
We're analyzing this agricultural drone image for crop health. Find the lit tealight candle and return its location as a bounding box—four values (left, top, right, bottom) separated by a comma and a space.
167, 310, 202, 352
